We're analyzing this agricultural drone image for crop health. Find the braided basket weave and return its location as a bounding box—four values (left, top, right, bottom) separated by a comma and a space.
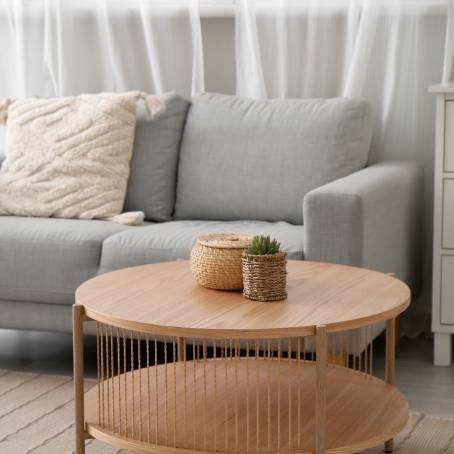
242, 251, 288, 302
190, 233, 252, 290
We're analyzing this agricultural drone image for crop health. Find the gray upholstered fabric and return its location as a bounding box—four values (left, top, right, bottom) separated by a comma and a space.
0, 299, 99, 335
0, 217, 129, 305
0, 300, 74, 333
303, 161, 422, 291
99, 219, 304, 273
175, 93, 372, 224
125, 93, 189, 221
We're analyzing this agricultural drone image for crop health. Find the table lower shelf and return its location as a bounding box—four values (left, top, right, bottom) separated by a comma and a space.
84, 358, 408, 454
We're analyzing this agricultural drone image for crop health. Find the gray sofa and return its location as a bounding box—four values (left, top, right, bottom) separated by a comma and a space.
0, 93, 422, 334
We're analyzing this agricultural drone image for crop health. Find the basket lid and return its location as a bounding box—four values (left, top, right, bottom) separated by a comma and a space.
197, 233, 253, 249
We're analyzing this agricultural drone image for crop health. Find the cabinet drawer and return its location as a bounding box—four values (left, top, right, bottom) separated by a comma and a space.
443, 179, 454, 248
441, 256, 454, 324
445, 101, 454, 171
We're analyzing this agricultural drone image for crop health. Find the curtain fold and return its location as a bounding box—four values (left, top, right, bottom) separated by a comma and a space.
0, 0, 205, 98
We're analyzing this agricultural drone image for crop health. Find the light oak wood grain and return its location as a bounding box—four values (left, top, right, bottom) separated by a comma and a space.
315, 326, 327, 454
84, 359, 408, 454
384, 318, 396, 453
73, 305, 86, 454
76, 261, 410, 339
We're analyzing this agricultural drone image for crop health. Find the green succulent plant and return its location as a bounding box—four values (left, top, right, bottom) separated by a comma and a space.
246, 235, 281, 255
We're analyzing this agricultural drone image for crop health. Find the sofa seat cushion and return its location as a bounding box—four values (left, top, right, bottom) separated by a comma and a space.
175, 93, 372, 225
100, 220, 304, 273
0, 217, 129, 305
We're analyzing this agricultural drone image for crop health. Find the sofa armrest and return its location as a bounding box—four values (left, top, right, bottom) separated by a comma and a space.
303, 161, 423, 292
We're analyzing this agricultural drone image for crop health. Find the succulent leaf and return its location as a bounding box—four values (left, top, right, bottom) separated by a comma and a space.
246, 235, 281, 255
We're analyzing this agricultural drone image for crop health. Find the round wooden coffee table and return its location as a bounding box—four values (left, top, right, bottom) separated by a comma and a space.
73, 260, 410, 454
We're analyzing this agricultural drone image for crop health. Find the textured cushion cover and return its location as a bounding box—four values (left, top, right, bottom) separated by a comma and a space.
125, 93, 189, 221
0, 217, 128, 305
175, 93, 372, 224
0, 125, 5, 166
99, 219, 304, 273
0, 93, 139, 220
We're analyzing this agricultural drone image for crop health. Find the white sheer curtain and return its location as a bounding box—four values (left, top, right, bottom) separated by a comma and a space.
0, 0, 204, 98
235, 0, 454, 335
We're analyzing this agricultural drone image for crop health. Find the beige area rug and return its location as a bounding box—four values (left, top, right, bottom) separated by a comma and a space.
0, 369, 453, 454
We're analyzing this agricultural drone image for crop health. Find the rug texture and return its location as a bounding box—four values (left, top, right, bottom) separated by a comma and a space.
0, 369, 452, 454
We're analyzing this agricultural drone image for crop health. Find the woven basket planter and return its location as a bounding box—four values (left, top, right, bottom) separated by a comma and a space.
190, 233, 252, 290
242, 251, 288, 302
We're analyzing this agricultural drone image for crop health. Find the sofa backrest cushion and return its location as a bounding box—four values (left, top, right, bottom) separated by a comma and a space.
125, 92, 189, 222
174, 93, 372, 225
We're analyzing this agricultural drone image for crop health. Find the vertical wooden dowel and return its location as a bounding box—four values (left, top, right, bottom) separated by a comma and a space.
213, 339, 217, 452
235, 340, 239, 453
277, 339, 282, 451
73, 305, 85, 454
255, 339, 260, 453
178, 337, 185, 361
116, 328, 121, 435
288, 337, 292, 450
164, 337, 168, 446
131, 332, 135, 439
123, 332, 127, 437
110, 327, 115, 432
353, 330, 357, 371
364, 328, 368, 376
203, 339, 208, 451
345, 332, 349, 369
96, 323, 101, 426
358, 331, 362, 374
154, 335, 159, 446
267, 339, 271, 451
193, 339, 197, 450
105, 327, 110, 430
332, 333, 336, 364
183, 338, 187, 448
146, 334, 150, 444
138, 334, 142, 441
224, 339, 228, 452
100, 324, 105, 428
246, 340, 250, 453
173, 337, 177, 448
385, 319, 396, 453
370, 326, 374, 377
315, 325, 328, 454
297, 337, 302, 451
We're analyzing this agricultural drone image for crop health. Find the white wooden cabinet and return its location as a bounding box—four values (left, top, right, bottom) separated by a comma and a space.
430, 85, 454, 366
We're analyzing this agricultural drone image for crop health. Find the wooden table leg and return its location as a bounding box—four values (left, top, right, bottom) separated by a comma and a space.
178, 337, 185, 361
384, 318, 396, 453
316, 325, 328, 454
73, 305, 86, 454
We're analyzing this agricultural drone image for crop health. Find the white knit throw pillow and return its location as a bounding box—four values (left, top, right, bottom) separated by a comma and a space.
0, 92, 162, 224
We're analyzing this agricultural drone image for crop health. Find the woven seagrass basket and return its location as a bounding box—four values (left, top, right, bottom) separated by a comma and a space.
242, 251, 288, 302
190, 233, 252, 290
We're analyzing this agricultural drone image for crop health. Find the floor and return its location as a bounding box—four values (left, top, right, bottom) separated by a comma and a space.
0, 329, 453, 418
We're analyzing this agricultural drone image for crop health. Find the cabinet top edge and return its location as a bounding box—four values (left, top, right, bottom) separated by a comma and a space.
429, 84, 454, 93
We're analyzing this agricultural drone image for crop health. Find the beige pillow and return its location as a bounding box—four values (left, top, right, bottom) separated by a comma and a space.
0, 92, 159, 224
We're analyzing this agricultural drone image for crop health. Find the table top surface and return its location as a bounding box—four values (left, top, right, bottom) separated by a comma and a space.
76, 260, 410, 338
